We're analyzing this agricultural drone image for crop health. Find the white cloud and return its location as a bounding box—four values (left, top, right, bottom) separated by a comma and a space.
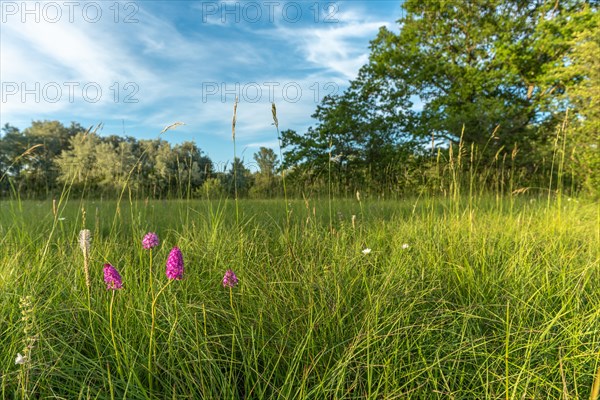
0, 4, 163, 123
270, 6, 390, 80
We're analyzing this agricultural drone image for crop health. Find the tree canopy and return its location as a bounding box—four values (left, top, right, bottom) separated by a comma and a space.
282, 0, 598, 196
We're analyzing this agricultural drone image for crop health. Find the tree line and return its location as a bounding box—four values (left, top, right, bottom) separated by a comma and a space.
1, 0, 598, 198
0, 121, 281, 199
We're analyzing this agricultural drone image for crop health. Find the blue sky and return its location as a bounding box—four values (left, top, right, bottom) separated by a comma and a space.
1, 0, 403, 167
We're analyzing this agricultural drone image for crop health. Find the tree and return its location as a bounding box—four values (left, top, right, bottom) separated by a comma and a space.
0, 124, 25, 177
197, 177, 225, 199
173, 142, 213, 198
55, 131, 102, 193
0, 124, 27, 194
251, 147, 280, 197
282, 0, 598, 194
281, 85, 417, 195
1, 120, 220, 198
362, 0, 598, 153
19, 121, 84, 195
95, 140, 137, 193
253, 147, 279, 178
137, 139, 166, 197
223, 157, 253, 197
533, 3, 599, 194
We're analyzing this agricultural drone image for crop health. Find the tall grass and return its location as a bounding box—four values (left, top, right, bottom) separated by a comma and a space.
0, 193, 598, 399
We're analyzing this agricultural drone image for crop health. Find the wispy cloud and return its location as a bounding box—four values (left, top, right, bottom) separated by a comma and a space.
269, 6, 391, 80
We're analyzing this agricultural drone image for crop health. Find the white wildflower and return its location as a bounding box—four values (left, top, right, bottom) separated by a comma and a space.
362, 248, 371, 255
15, 353, 26, 365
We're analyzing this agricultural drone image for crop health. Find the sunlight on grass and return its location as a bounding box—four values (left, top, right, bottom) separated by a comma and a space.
0, 195, 598, 398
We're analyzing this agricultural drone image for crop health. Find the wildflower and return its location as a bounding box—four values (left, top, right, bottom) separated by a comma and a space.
362, 248, 371, 255
103, 263, 123, 290
15, 353, 26, 365
331, 153, 343, 163
402, 243, 410, 249
142, 232, 160, 249
222, 269, 238, 288
166, 247, 184, 280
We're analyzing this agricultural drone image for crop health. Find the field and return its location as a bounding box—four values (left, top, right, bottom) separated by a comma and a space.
1, 195, 599, 399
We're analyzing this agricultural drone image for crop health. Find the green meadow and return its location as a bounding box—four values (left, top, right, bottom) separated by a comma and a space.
1, 195, 598, 399
2, 0, 598, 398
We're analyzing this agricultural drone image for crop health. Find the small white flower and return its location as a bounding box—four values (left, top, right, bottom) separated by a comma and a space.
15, 353, 26, 365
58, 217, 66, 221
362, 248, 371, 255
330, 153, 343, 163
401, 243, 410, 249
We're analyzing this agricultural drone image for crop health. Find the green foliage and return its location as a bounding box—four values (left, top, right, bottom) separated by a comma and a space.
282, 0, 598, 196
253, 146, 279, 177
2, 0, 597, 200
538, 5, 599, 195
0, 121, 85, 196
55, 131, 102, 188
250, 147, 281, 198
1, 120, 219, 198
223, 157, 253, 198
197, 177, 226, 199
0, 124, 27, 192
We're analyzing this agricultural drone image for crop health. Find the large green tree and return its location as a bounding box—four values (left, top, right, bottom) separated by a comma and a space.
283, 0, 597, 194
534, 3, 599, 194
361, 0, 596, 147
281, 84, 419, 195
